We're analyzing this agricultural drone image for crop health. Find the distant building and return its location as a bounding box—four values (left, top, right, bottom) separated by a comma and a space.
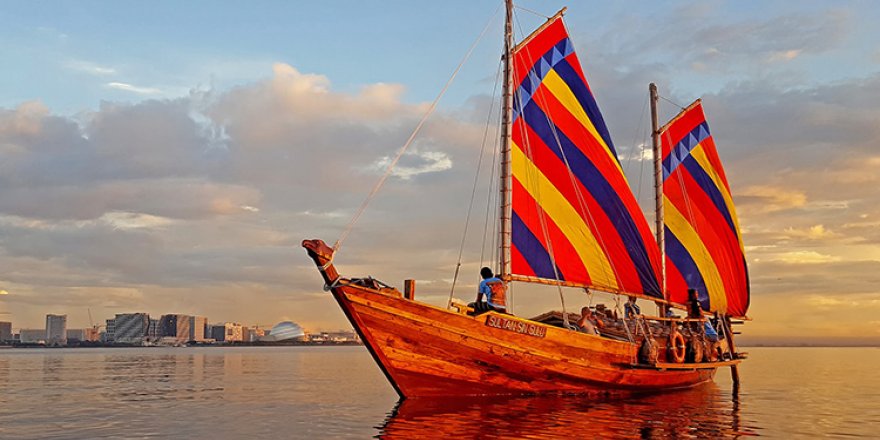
147, 319, 160, 340
114, 313, 150, 344
242, 326, 266, 342
309, 330, 359, 343
83, 327, 100, 342
0, 321, 11, 342
189, 316, 207, 342
105, 318, 116, 342
159, 314, 191, 342
209, 324, 226, 342
223, 322, 243, 343
266, 322, 305, 342
66, 329, 87, 343
19, 328, 46, 344
46, 314, 67, 345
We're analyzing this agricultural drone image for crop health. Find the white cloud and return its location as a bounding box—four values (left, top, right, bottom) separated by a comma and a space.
65, 60, 117, 76
99, 211, 175, 230
377, 150, 454, 180
106, 82, 163, 95
767, 49, 802, 63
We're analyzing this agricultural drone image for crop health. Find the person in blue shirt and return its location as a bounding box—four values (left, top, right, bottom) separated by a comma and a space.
469, 267, 507, 315
624, 296, 641, 319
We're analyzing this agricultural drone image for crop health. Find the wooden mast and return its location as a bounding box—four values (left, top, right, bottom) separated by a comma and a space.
499, 0, 514, 280
649, 83, 666, 301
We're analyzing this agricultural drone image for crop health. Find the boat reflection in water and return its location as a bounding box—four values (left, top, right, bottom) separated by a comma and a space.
378, 383, 757, 439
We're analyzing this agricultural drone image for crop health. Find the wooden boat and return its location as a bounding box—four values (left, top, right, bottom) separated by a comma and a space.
303, 1, 750, 399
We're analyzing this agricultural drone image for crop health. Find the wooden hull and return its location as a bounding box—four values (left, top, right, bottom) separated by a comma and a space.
331, 282, 715, 399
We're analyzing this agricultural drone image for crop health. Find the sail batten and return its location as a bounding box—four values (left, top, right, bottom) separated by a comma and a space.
510, 17, 663, 298
661, 101, 749, 316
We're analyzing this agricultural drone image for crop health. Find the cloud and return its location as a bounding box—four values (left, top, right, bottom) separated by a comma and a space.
64, 60, 117, 76
106, 82, 163, 95
737, 185, 807, 214
377, 149, 454, 180
771, 251, 842, 264
0, 61, 489, 330
782, 225, 839, 241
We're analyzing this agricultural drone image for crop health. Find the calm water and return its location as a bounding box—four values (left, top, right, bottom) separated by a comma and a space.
0, 346, 877, 439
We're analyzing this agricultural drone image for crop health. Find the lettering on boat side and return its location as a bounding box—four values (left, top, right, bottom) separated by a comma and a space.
485, 315, 547, 338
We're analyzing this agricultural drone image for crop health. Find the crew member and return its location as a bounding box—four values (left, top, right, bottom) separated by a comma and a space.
624, 296, 641, 319
469, 267, 506, 315
577, 307, 599, 335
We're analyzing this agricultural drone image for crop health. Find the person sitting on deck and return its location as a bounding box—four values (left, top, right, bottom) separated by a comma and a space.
468, 267, 506, 315
624, 296, 641, 319
576, 307, 600, 335
704, 320, 719, 342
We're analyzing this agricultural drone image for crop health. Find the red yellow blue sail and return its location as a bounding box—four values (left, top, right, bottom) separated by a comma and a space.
661, 100, 750, 317
509, 17, 662, 297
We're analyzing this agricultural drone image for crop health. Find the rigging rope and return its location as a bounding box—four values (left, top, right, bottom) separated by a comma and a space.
514, 4, 551, 19
333, 4, 501, 254
483, 138, 501, 267
448, 59, 503, 308
660, 95, 687, 112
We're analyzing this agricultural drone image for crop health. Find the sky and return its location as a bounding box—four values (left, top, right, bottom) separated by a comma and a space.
1, 1, 879, 344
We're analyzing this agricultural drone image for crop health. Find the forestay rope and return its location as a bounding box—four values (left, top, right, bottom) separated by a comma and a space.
332, 5, 501, 256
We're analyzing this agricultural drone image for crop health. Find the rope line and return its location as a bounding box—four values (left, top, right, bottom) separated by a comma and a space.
448, 59, 503, 308
660, 95, 687, 111
333, 4, 501, 254
514, 4, 551, 19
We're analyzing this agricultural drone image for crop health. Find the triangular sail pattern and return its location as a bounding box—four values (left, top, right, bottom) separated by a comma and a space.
509, 17, 662, 297
661, 100, 750, 317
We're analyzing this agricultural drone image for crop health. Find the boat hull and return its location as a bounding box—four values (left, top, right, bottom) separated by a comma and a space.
331, 282, 715, 399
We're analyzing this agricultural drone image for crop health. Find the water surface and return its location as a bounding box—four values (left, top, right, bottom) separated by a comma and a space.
0, 346, 877, 438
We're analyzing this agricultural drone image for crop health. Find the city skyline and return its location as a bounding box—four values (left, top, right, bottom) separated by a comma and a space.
1, 1, 879, 344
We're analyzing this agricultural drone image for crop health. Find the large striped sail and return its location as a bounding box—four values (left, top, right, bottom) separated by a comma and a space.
509, 16, 663, 298
661, 100, 750, 317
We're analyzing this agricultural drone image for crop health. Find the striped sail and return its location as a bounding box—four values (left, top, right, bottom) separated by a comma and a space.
509, 17, 662, 298
661, 100, 750, 317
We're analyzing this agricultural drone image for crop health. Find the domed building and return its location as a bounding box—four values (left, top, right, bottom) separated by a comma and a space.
264, 321, 305, 342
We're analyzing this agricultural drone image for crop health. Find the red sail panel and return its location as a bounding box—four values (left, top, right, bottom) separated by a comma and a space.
661, 100, 750, 317
510, 17, 662, 297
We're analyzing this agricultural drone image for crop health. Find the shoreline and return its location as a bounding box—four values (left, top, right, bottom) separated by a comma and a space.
0, 341, 363, 349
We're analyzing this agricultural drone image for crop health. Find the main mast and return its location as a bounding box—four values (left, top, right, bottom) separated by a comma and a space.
650, 83, 666, 297
499, 0, 514, 279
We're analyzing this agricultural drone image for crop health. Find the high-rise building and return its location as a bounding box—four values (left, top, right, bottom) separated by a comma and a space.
105, 318, 116, 342
46, 314, 67, 345
189, 316, 207, 342
0, 321, 11, 342
113, 313, 150, 344
159, 314, 192, 342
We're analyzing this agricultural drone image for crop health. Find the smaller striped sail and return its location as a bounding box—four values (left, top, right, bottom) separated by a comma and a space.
509, 16, 662, 298
661, 100, 750, 317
